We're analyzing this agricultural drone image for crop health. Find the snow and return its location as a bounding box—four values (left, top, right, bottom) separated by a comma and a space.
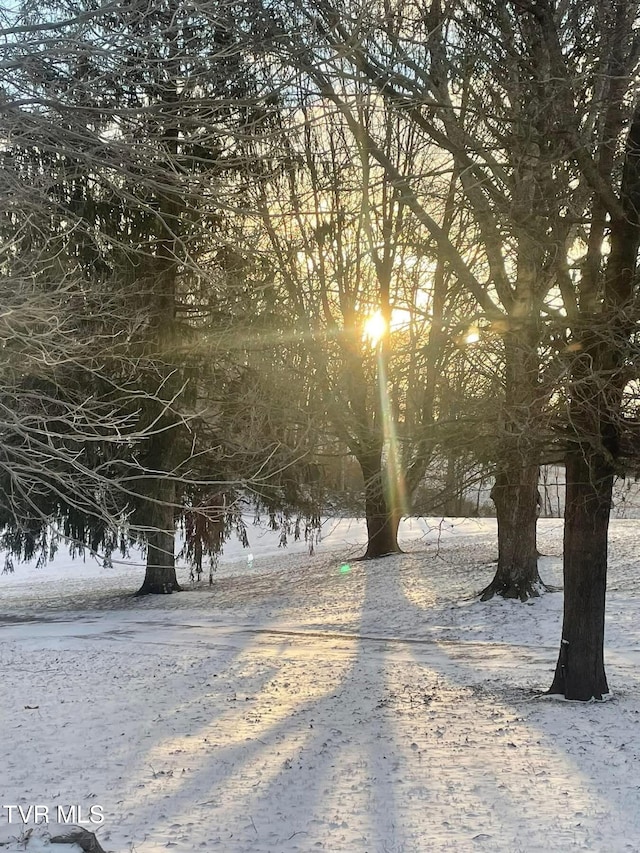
2, 517, 640, 852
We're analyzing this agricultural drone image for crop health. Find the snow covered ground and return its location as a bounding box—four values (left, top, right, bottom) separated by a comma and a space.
1, 516, 640, 852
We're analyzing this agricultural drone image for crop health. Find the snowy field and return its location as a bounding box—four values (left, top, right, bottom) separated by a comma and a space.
1, 516, 640, 853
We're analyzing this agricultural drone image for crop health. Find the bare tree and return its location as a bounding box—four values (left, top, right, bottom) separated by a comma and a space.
268, 0, 640, 693
249, 89, 472, 557
255, 0, 554, 594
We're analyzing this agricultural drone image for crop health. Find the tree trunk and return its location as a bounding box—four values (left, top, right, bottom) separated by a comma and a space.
137, 479, 180, 595
480, 462, 542, 601
479, 314, 544, 603
359, 449, 402, 559
547, 100, 640, 698
134, 71, 183, 596
548, 445, 612, 700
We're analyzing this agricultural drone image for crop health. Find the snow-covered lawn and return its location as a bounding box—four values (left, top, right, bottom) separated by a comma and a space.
1, 517, 640, 852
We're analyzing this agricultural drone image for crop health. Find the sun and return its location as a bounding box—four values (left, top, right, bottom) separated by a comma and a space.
363, 311, 387, 345
464, 326, 480, 345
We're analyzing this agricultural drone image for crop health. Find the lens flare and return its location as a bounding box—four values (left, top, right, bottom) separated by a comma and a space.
363, 311, 387, 345
464, 327, 480, 345
376, 349, 409, 519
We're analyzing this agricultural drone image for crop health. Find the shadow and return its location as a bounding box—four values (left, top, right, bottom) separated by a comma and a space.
4, 529, 640, 852
355, 549, 640, 850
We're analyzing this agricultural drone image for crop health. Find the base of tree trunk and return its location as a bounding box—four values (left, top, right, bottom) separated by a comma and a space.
545, 686, 612, 702
136, 577, 182, 596
547, 622, 610, 701
547, 667, 610, 702
356, 544, 404, 561
137, 524, 180, 595
479, 573, 547, 602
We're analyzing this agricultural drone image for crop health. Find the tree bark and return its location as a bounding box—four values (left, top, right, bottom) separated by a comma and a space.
481, 462, 542, 600
137, 440, 181, 595
137, 479, 180, 595
358, 449, 402, 559
548, 445, 612, 700
547, 103, 640, 699
133, 49, 185, 596
481, 325, 544, 602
